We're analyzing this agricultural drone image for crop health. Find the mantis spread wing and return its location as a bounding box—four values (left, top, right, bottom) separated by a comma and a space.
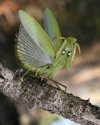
44, 8, 63, 51
19, 10, 55, 57
17, 10, 55, 69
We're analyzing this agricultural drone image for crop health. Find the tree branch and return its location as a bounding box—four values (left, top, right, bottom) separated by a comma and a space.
0, 64, 100, 125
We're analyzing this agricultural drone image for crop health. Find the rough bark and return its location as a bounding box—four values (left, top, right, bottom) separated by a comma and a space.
0, 64, 100, 125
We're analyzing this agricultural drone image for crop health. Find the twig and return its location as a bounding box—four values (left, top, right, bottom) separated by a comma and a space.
0, 64, 100, 125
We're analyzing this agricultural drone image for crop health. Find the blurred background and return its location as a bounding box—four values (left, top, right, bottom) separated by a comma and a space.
0, 0, 100, 108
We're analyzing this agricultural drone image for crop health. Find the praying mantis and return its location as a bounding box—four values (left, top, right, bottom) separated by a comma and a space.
16, 8, 80, 88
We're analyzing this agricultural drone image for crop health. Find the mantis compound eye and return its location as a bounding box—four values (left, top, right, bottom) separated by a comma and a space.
67, 51, 72, 56
62, 50, 66, 55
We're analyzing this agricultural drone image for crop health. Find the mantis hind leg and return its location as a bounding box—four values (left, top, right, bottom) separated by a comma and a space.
47, 78, 67, 91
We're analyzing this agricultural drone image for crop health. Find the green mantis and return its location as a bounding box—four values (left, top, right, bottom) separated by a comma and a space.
17, 8, 80, 80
